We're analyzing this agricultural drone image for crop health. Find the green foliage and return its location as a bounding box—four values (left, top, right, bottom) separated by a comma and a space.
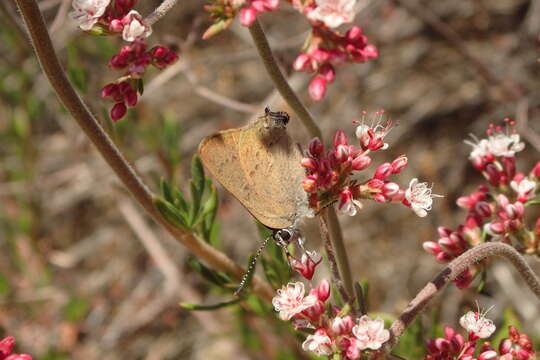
66, 45, 88, 93
155, 155, 219, 242
0, 274, 11, 296
392, 318, 426, 359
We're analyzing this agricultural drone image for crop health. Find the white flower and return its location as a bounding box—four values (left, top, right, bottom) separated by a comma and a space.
337, 187, 363, 216
352, 315, 390, 350
309, 0, 356, 28
272, 282, 317, 320
487, 133, 524, 157
122, 10, 152, 42
460, 311, 496, 339
510, 178, 536, 200
70, 0, 110, 31
405, 178, 442, 217
355, 117, 391, 151
302, 329, 334, 356
465, 136, 490, 161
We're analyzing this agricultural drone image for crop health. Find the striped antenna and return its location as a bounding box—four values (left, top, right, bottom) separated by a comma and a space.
234, 235, 272, 296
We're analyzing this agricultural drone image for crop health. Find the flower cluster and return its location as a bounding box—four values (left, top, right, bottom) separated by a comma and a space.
301, 111, 440, 218
70, 0, 178, 121
424, 119, 540, 288
424, 311, 535, 360
0, 336, 32, 360
202, 0, 377, 100
272, 282, 390, 358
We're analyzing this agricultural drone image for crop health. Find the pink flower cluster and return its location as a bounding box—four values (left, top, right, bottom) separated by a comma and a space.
272, 281, 390, 358
423, 120, 540, 288
294, 26, 378, 101
0, 337, 32, 360
202, 0, 377, 100
424, 312, 534, 360
70, 0, 179, 121
101, 41, 178, 121
301, 112, 440, 218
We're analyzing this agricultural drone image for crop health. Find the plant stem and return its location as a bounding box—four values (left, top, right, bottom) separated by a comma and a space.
248, 20, 322, 140
382, 242, 540, 354
13, 0, 274, 302
248, 18, 354, 297
145, 0, 179, 26
320, 208, 353, 311
327, 207, 354, 296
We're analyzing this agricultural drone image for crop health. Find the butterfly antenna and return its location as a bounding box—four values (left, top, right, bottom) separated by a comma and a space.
234, 235, 271, 296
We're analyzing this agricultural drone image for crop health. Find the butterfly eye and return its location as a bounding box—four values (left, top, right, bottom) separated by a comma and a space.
274, 229, 292, 246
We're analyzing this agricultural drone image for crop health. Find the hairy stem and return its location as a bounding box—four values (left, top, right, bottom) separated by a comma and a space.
383, 242, 540, 354
248, 19, 353, 297
145, 0, 179, 26
13, 0, 274, 302
320, 209, 353, 310
248, 20, 322, 140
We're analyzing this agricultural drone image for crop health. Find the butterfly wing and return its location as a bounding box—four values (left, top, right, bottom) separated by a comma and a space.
237, 121, 307, 229
198, 119, 307, 229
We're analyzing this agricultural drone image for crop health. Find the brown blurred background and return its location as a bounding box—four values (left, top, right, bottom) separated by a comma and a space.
1, 0, 540, 358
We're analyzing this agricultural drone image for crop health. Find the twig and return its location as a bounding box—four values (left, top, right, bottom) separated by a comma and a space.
327, 207, 354, 296
145, 0, 179, 26
383, 242, 540, 354
12, 0, 275, 302
319, 208, 353, 311
248, 19, 322, 140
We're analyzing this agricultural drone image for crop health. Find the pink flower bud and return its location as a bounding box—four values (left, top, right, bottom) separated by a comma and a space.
332, 315, 354, 335
109, 19, 124, 32
373, 193, 387, 202
110, 102, 127, 122
239, 7, 257, 26
101, 83, 118, 99
319, 64, 335, 83
478, 351, 498, 360
315, 279, 330, 302
293, 53, 311, 71
302, 300, 325, 321
125, 88, 138, 107
303, 176, 318, 193
309, 75, 327, 101
5, 355, 33, 360
366, 178, 384, 189
335, 144, 350, 163
382, 182, 399, 197
333, 130, 348, 147
0, 337, 15, 356
373, 162, 393, 180
309, 137, 324, 157
423, 241, 441, 255
475, 201, 492, 218
301, 157, 318, 171
489, 221, 506, 234
391, 156, 408, 173
531, 161, 540, 178
351, 155, 371, 171
346, 26, 363, 41
437, 226, 453, 238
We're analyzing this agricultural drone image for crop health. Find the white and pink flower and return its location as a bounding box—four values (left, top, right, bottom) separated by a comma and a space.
308, 0, 356, 28
510, 178, 536, 202
272, 282, 318, 320
302, 329, 334, 356
121, 10, 152, 42
460, 310, 496, 339
337, 186, 362, 216
70, 0, 110, 31
404, 178, 441, 217
352, 315, 390, 350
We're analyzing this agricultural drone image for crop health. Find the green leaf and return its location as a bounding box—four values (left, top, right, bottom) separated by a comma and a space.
179, 298, 240, 311
0, 274, 11, 296
66, 45, 87, 93
154, 197, 187, 229
201, 184, 218, 222
525, 199, 540, 207
188, 257, 232, 287
191, 156, 205, 193
189, 180, 202, 226
136, 78, 144, 96
173, 188, 189, 215
160, 178, 175, 203
354, 280, 368, 314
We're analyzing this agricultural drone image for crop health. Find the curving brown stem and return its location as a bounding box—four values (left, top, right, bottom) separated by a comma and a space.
383, 242, 540, 354
248, 20, 322, 140
319, 208, 353, 310
145, 0, 179, 26
12, 0, 274, 302
248, 19, 354, 297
